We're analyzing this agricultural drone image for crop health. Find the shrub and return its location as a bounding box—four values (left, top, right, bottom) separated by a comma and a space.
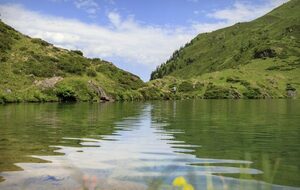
243, 86, 266, 99
286, 84, 296, 91
1, 56, 8, 62
31, 38, 52, 46
226, 76, 241, 83
204, 84, 241, 99
87, 68, 97, 77
0, 34, 12, 52
58, 58, 85, 75
23, 59, 57, 77
56, 86, 77, 102
178, 81, 194, 92
0, 94, 5, 104
71, 50, 83, 56
139, 86, 163, 100
19, 47, 28, 51
240, 80, 251, 87
194, 82, 205, 90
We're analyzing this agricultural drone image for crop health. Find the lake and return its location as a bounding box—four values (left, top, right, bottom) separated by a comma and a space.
0, 100, 299, 190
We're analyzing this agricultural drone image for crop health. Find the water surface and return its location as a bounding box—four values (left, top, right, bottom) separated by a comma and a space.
0, 100, 299, 189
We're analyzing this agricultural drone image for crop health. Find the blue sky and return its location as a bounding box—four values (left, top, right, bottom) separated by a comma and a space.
0, 0, 288, 81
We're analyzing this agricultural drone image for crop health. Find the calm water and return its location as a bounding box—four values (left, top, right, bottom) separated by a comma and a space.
0, 100, 299, 190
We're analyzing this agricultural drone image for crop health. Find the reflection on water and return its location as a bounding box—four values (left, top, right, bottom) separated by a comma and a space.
0, 100, 299, 190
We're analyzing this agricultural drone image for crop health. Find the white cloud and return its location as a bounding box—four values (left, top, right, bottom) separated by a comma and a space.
107, 11, 121, 27
207, 0, 289, 23
74, 0, 100, 17
0, 0, 289, 80
192, 0, 289, 39
0, 4, 193, 69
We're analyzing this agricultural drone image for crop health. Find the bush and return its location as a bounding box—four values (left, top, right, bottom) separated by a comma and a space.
31, 38, 52, 46
178, 81, 194, 92
226, 76, 241, 83
71, 50, 83, 56
139, 86, 163, 100
240, 80, 251, 87
56, 86, 77, 102
23, 59, 58, 77
58, 57, 85, 75
87, 68, 97, 77
243, 86, 265, 99
0, 94, 5, 104
204, 84, 241, 99
19, 47, 28, 51
286, 84, 296, 91
0, 34, 12, 52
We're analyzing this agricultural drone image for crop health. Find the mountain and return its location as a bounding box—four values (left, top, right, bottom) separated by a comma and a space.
0, 20, 146, 103
150, 0, 300, 99
1, 0, 299, 103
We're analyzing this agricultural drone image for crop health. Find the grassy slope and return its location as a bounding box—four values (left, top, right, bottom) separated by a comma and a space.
150, 0, 300, 99
0, 20, 145, 103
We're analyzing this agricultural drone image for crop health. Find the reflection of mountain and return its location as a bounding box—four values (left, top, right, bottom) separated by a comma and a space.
0, 102, 141, 176
1, 103, 299, 190
151, 100, 300, 187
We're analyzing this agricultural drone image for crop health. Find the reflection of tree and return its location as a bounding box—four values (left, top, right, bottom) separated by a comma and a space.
0, 102, 142, 174
151, 100, 300, 187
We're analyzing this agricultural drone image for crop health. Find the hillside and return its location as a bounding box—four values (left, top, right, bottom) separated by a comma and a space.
150, 0, 300, 99
0, 20, 146, 103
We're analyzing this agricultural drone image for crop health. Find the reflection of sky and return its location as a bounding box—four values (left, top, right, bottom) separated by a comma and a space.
0, 105, 299, 190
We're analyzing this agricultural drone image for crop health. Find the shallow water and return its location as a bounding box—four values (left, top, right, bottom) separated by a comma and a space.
0, 100, 299, 190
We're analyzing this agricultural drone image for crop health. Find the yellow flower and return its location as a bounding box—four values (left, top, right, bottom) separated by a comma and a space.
183, 184, 195, 190
172, 176, 187, 187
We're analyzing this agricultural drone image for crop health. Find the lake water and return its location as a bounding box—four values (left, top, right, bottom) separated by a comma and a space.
0, 100, 299, 190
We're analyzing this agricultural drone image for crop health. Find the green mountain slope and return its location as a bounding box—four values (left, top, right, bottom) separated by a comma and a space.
0, 20, 145, 103
150, 0, 300, 99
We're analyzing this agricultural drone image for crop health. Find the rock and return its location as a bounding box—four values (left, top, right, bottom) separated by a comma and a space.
254, 48, 277, 59
88, 80, 111, 102
5, 89, 12, 93
35, 77, 63, 89
287, 90, 297, 98
286, 84, 297, 98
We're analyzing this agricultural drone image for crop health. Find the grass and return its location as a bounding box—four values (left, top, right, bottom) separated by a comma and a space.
0, 20, 146, 103
146, 56, 300, 99
150, 0, 300, 99
0, 0, 299, 102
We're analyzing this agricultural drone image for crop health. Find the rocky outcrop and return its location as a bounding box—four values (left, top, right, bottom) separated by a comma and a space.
286, 84, 297, 98
34, 77, 63, 89
254, 48, 277, 59
88, 80, 111, 102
